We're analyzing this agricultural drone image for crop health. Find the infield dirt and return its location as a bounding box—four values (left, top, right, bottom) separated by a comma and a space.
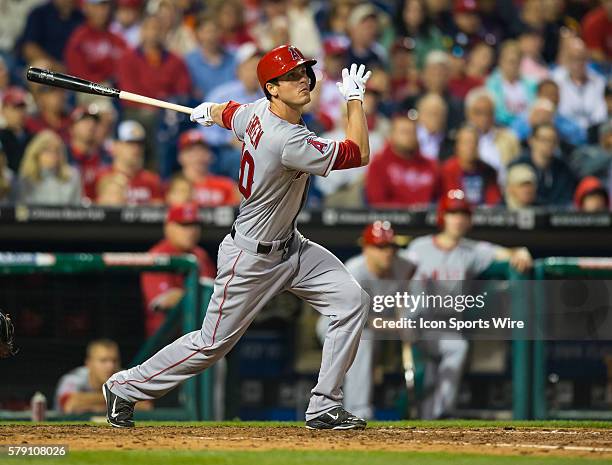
1, 425, 611, 459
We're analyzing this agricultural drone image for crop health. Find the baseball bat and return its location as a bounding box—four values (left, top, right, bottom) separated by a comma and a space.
26, 67, 194, 115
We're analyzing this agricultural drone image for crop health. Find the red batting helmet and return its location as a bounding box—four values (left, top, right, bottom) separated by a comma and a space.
361, 221, 410, 247
437, 189, 472, 229
257, 45, 317, 97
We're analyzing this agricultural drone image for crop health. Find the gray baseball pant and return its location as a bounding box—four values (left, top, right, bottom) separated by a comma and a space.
107, 231, 370, 420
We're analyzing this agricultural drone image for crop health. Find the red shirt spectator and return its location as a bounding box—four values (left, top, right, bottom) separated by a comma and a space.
581, 5, 612, 61
141, 203, 216, 336
64, 1, 127, 83
367, 115, 440, 208
116, 15, 191, 108
178, 129, 240, 207
440, 126, 502, 206
95, 120, 163, 204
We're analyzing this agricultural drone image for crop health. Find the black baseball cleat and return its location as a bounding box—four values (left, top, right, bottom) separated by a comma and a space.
305, 406, 367, 430
102, 383, 135, 428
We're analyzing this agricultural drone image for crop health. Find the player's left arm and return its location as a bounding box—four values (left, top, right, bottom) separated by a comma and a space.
494, 246, 533, 273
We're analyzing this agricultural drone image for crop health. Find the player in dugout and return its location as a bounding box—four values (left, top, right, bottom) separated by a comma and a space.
141, 202, 215, 337
55, 339, 152, 414
399, 189, 533, 419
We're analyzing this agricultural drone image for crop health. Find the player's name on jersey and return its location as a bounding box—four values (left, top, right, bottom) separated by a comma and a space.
372, 317, 525, 331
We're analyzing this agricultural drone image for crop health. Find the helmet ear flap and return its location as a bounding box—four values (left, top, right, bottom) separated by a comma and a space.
306, 66, 316, 91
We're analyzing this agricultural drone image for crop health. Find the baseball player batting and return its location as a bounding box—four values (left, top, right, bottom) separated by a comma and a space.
103, 45, 373, 430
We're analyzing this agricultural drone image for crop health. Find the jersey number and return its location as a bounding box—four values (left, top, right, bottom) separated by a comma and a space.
239, 149, 255, 199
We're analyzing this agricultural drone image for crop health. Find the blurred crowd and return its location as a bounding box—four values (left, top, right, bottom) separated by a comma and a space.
0, 0, 610, 211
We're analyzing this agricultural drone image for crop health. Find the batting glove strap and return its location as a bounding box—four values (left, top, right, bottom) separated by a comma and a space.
336, 63, 372, 102
190, 101, 215, 127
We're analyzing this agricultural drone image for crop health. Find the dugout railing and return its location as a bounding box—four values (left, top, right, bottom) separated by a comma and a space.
0, 252, 213, 421
533, 257, 612, 421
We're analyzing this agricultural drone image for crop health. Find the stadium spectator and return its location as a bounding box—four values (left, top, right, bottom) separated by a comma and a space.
90, 99, 117, 159
440, 125, 502, 206
448, 42, 494, 99
568, 120, 612, 185
511, 79, 587, 146
54, 339, 153, 414
486, 40, 537, 127
152, 0, 197, 56
395, 0, 445, 70
389, 38, 420, 102
403, 51, 464, 131
0, 143, 15, 205
580, 0, 612, 65
250, 0, 290, 52
518, 25, 549, 82
185, 12, 236, 100
96, 120, 163, 205
0, 87, 33, 172
165, 174, 193, 206
177, 129, 239, 208
317, 37, 351, 128
464, 87, 521, 184
504, 163, 538, 210
448, 0, 497, 56
509, 123, 576, 206
552, 38, 607, 132
287, 0, 323, 59
345, 3, 387, 69
416, 93, 452, 161
26, 72, 71, 141
64, 0, 127, 87
366, 114, 439, 208
21, 0, 84, 70
204, 43, 264, 178
110, 0, 144, 48
116, 13, 192, 170
95, 172, 128, 206
67, 105, 106, 201
213, 0, 255, 52
140, 202, 215, 336
321, 0, 355, 38
574, 176, 609, 212
0, 57, 9, 99
17, 129, 82, 205
0, 0, 44, 72
55, 339, 121, 414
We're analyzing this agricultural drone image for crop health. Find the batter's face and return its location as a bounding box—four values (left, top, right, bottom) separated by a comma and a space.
443, 211, 471, 238
86, 346, 120, 387
267, 65, 312, 107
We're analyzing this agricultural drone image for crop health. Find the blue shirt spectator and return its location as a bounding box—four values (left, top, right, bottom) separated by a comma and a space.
185, 12, 236, 100
21, 0, 84, 66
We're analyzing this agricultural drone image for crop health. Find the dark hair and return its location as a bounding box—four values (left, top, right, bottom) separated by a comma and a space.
536, 78, 558, 95
395, 0, 436, 39
195, 12, 216, 29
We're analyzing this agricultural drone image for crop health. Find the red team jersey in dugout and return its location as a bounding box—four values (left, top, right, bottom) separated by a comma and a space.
95, 167, 164, 204
141, 239, 216, 336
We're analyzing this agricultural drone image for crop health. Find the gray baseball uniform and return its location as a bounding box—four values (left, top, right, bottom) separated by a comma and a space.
107, 98, 370, 421
317, 253, 414, 418
400, 235, 497, 419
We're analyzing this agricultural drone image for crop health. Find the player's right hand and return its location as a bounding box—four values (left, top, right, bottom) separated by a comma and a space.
190, 101, 215, 127
336, 63, 372, 102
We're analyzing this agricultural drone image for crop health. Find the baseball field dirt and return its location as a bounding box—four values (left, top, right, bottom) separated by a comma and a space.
1, 421, 611, 464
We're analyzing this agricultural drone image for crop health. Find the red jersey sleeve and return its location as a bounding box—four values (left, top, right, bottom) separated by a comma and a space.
221, 101, 242, 130
332, 140, 362, 170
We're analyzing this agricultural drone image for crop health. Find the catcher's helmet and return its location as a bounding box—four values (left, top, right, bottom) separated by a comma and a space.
437, 189, 472, 229
257, 45, 317, 98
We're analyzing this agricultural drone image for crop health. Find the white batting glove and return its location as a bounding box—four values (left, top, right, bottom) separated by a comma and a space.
190, 101, 214, 127
336, 63, 372, 102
